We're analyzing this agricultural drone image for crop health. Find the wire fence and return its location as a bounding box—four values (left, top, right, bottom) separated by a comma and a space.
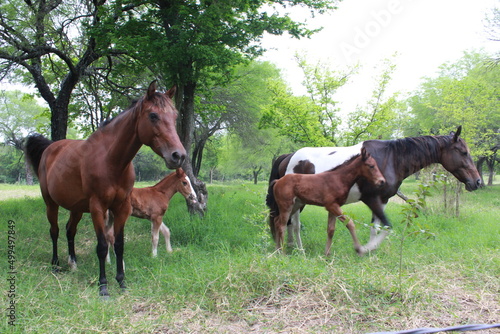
368, 323, 500, 334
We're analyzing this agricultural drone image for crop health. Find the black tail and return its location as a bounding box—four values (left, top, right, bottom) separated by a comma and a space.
266, 153, 292, 239
25, 134, 53, 178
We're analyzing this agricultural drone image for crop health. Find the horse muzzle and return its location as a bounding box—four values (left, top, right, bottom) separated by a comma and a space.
375, 178, 386, 188
465, 178, 482, 191
188, 194, 198, 204
163, 149, 186, 169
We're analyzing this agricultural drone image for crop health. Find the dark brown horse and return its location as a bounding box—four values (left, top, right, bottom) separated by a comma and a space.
266, 126, 481, 254
271, 148, 385, 255
25, 81, 186, 296
105, 168, 197, 258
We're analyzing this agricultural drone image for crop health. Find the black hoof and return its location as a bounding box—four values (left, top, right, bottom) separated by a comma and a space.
99, 285, 110, 298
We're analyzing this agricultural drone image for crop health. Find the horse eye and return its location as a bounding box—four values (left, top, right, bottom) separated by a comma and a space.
149, 112, 159, 123
182, 181, 188, 186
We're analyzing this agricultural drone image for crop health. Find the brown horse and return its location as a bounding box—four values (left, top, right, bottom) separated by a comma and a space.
25, 81, 186, 297
271, 147, 386, 256
105, 168, 197, 259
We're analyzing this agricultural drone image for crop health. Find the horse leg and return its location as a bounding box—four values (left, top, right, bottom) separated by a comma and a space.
158, 221, 172, 254
343, 218, 365, 256
327, 204, 364, 256
104, 211, 115, 264
289, 209, 304, 251
150, 217, 164, 257
111, 201, 131, 293
66, 211, 83, 270
325, 212, 337, 256
46, 202, 60, 269
89, 201, 112, 297
362, 199, 391, 253
275, 203, 293, 253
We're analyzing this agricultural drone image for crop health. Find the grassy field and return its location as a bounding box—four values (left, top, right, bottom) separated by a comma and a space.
1, 178, 499, 333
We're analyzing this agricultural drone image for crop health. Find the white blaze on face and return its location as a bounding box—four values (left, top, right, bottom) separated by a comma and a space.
184, 175, 197, 203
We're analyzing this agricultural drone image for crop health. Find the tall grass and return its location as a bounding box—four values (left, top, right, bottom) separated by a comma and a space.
1, 180, 499, 333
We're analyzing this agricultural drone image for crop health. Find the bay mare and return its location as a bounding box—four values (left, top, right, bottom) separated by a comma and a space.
105, 168, 197, 259
266, 126, 482, 254
25, 81, 186, 297
271, 148, 386, 256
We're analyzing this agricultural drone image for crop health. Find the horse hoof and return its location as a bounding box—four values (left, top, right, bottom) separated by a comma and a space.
68, 256, 77, 271
355, 246, 367, 256
99, 285, 110, 298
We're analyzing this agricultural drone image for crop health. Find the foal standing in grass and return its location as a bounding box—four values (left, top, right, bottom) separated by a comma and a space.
106, 168, 197, 258
271, 148, 386, 256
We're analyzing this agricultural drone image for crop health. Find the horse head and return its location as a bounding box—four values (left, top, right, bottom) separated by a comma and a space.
440, 126, 482, 191
136, 81, 186, 169
361, 147, 386, 188
176, 168, 198, 204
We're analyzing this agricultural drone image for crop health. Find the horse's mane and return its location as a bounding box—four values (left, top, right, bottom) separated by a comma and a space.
373, 135, 452, 175
327, 153, 361, 172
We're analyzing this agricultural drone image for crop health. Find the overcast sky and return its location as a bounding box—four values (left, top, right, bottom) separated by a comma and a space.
259, 0, 498, 112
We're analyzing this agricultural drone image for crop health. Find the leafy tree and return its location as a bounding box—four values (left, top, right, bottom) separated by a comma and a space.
105, 0, 336, 206
343, 57, 402, 145
407, 51, 500, 185
260, 56, 402, 147
0, 0, 126, 140
192, 61, 282, 177
296, 53, 358, 145
260, 78, 328, 146
0, 90, 48, 183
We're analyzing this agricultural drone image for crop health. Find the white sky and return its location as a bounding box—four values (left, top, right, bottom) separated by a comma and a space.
259, 0, 499, 112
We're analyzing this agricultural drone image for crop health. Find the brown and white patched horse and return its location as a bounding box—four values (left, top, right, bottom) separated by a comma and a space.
271, 147, 385, 256
25, 81, 186, 297
266, 126, 481, 254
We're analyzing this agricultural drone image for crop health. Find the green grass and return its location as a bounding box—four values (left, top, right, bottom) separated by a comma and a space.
1, 180, 499, 333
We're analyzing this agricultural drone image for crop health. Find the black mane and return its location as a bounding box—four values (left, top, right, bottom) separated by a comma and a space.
366, 135, 452, 177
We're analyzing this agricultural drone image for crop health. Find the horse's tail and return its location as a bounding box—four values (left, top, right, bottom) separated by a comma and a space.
24, 134, 53, 178
266, 153, 292, 239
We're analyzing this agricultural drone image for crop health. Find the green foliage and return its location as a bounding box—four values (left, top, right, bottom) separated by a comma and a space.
132, 146, 168, 182
406, 51, 500, 158
260, 78, 329, 146
260, 56, 402, 146
0, 90, 49, 146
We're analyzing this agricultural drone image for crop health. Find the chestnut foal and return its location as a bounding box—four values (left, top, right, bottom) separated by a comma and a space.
271, 148, 385, 256
106, 168, 197, 259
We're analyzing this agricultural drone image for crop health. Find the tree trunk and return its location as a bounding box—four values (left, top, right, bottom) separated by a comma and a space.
252, 166, 262, 184
25, 160, 34, 185
486, 155, 496, 186
176, 82, 208, 216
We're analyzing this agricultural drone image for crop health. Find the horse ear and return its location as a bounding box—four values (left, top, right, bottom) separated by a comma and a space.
147, 80, 157, 99
165, 86, 176, 99
452, 125, 462, 142
361, 147, 368, 161
176, 168, 184, 177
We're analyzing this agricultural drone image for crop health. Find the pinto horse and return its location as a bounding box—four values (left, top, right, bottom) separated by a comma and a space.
271, 148, 386, 255
105, 168, 197, 258
25, 81, 186, 297
266, 126, 481, 254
